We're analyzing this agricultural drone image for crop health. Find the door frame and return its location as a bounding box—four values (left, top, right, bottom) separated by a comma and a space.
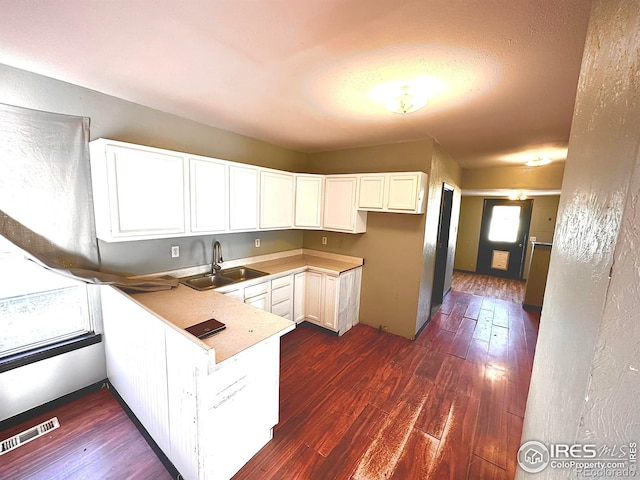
431, 183, 455, 305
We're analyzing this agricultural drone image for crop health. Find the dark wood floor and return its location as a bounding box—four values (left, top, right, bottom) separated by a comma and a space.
233, 290, 539, 479
1, 277, 539, 480
451, 270, 526, 304
0, 388, 172, 480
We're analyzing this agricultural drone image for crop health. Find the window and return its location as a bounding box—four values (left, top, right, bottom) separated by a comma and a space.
488, 205, 521, 242
0, 237, 93, 359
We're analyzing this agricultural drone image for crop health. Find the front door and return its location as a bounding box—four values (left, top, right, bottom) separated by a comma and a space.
476, 199, 532, 279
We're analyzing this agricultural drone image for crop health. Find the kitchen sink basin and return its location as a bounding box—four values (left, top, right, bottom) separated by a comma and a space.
180, 266, 269, 291
218, 266, 269, 282
183, 275, 235, 290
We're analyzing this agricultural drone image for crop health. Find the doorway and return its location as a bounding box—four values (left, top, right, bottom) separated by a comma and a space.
476, 198, 532, 279
431, 183, 455, 306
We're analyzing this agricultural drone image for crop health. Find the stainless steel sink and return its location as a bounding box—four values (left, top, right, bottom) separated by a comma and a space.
183, 274, 235, 290
180, 266, 269, 291
218, 266, 269, 282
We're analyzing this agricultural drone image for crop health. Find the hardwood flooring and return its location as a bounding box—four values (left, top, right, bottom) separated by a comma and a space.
234, 289, 540, 479
0, 388, 172, 480
1, 279, 539, 480
451, 270, 526, 303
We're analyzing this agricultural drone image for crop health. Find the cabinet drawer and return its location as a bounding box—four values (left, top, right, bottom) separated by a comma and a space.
243, 281, 269, 298
271, 285, 291, 305
271, 275, 292, 289
271, 300, 291, 318
223, 288, 243, 300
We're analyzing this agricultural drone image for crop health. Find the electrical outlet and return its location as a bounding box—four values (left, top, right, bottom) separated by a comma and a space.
530, 236, 537, 242
255, 238, 261, 248
171, 246, 180, 258
321, 236, 327, 245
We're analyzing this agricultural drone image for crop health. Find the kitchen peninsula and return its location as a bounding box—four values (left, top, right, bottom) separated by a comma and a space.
100, 249, 363, 480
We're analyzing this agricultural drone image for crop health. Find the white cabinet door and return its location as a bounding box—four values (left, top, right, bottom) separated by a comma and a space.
387, 173, 422, 212
294, 175, 324, 228
260, 170, 294, 229
304, 271, 323, 324
293, 272, 306, 324
358, 174, 385, 210
323, 176, 366, 233
229, 165, 259, 231
101, 145, 187, 239
189, 157, 227, 233
322, 275, 338, 330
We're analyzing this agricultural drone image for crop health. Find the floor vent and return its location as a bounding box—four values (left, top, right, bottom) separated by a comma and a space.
0, 417, 60, 455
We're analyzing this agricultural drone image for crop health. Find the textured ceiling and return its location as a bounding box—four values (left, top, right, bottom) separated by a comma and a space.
0, 1, 591, 168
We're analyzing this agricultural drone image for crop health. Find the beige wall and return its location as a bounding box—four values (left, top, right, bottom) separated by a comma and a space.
454, 195, 560, 279
304, 139, 462, 339
417, 141, 462, 333
454, 196, 484, 272
461, 162, 565, 190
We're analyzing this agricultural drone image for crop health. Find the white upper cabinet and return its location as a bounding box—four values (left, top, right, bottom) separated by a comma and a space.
357, 174, 386, 210
357, 172, 428, 214
260, 170, 294, 229
229, 164, 259, 231
387, 173, 427, 213
294, 174, 324, 229
90, 140, 187, 241
189, 157, 227, 233
323, 176, 367, 233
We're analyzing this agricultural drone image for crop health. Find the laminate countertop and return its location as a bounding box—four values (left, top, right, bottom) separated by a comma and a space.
127, 251, 363, 365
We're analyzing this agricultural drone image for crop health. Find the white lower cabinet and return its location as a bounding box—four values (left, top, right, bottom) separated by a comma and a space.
293, 272, 306, 323
298, 267, 362, 335
220, 266, 361, 334
304, 271, 323, 324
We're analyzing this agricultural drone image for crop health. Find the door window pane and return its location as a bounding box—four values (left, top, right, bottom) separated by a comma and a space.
488, 206, 521, 242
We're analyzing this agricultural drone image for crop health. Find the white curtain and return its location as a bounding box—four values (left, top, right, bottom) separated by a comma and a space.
0, 103, 99, 269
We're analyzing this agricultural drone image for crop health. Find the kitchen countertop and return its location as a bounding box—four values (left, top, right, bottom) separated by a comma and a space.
130, 285, 294, 364
126, 249, 363, 365
247, 253, 363, 276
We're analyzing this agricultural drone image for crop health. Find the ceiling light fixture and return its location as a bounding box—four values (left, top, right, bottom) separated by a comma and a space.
509, 191, 527, 201
525, 156, 552, 167
371, 77, 443, 114
383, 86, 428, 114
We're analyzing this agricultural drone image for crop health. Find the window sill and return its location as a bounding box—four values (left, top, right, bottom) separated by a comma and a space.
0, 333, 102, 374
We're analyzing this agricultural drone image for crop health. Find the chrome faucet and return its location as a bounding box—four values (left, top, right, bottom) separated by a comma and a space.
211, 240, 223, 274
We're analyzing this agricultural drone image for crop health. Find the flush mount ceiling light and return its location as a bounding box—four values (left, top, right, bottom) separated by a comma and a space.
383, 85, 428, 114
525, 156, 552, 167
371, 77, 443, 114
509, 191, 527, 201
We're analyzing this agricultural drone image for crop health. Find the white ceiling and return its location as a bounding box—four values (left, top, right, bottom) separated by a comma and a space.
0, 1, 591, 168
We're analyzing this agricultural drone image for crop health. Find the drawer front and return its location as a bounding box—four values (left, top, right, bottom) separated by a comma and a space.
271, 275, 292, 289
224, 288, 243, 300
271, 285, 291, 305
271, 299, 291, 318
244, 281, 269, 298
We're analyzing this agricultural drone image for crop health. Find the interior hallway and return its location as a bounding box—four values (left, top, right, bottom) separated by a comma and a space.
0, 275, 539, 479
